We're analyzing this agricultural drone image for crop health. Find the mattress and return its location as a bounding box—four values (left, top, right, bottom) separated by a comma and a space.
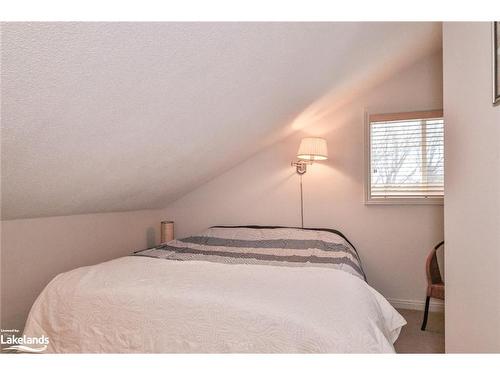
23, 227, 406, 353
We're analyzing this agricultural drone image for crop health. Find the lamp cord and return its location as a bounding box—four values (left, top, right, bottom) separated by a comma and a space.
300, 173, 304, 228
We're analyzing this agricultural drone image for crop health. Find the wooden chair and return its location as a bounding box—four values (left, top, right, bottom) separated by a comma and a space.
421, 241, 444, 331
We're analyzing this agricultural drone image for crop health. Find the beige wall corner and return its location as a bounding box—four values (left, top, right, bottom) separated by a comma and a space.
443, 22, 500, 353
0, 209, 163, 332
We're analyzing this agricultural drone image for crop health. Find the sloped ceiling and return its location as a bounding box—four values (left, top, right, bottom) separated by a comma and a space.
1, 22, 441, 219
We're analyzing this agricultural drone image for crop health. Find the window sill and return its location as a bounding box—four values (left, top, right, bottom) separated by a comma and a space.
365, 198, 444, 205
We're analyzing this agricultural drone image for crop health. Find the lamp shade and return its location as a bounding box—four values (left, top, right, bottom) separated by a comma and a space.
297, 137, 328, 161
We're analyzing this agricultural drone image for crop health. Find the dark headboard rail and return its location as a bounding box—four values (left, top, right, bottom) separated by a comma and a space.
211, 225, 366, 281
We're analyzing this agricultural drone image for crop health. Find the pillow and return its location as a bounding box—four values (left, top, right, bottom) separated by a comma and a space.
135, 226, 366, 280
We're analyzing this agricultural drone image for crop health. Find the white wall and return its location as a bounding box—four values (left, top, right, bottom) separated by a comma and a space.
443, 22, 500, 353
162, 51, 444, 307
1, 209, 162, 332
1, 23, 442, 220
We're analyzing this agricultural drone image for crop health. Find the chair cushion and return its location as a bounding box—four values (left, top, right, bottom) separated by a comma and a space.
430, 283, 445, 300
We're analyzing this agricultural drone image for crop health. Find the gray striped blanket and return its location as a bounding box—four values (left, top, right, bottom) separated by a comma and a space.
134, 226, 366, 280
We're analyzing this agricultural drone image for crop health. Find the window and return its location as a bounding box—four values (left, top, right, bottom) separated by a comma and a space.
365, 110, 444, 204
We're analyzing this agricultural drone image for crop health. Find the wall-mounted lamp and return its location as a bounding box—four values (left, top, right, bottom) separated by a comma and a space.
291, 137, 328, 227
291, 137, 328, 175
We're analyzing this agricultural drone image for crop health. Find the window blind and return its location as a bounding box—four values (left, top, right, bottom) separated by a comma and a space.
369, 114, 444, 200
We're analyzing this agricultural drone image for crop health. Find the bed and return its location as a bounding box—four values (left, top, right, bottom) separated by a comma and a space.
23, 226, 406, 353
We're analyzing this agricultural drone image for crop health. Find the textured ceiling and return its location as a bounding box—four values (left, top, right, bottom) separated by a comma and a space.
1, 22, 442, 219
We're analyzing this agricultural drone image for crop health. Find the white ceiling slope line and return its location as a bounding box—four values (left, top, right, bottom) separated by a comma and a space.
1, 22, 442, 220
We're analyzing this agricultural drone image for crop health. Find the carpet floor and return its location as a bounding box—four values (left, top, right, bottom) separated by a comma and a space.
394, 309, 445, 353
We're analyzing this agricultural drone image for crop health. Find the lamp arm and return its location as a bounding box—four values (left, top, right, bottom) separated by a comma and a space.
291, 160, 313, 175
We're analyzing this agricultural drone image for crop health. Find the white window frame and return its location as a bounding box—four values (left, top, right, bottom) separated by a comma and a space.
364, 110, 444, 205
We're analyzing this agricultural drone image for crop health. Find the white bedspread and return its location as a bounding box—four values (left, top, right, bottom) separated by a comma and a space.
23, 256, 406, 353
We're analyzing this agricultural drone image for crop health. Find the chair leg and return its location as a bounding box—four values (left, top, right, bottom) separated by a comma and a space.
421, 296, 431, 331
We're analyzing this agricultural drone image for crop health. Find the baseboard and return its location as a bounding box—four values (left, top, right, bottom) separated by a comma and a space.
387, 298, 444, 313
